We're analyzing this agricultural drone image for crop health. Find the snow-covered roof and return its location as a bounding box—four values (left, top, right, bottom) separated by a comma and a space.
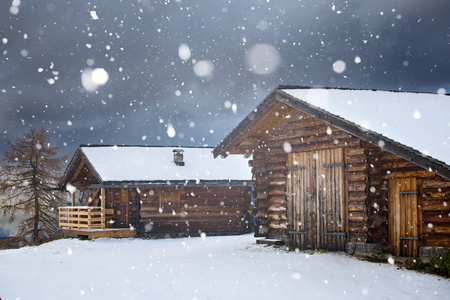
282, 88, 449, 166
80, 146, 252, 182
214, 86, 450, 179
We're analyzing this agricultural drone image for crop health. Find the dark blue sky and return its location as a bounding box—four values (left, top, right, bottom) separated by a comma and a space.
1, 0, 449, 160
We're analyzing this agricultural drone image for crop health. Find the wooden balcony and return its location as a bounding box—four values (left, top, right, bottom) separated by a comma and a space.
59, 206, 106, 230
58, 206, 136, 239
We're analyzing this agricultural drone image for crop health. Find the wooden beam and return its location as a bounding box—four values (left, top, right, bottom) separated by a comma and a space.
101, 188, 106, 208
61, 228, 136, 239
101, 188, 106, 229
71, 193, 75, 206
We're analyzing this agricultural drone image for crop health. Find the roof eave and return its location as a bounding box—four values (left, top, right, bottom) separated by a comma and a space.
88, 179, 254, 189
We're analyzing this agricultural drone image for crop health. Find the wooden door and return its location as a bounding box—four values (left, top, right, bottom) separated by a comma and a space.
287, 151, 313, 249
389, 178, 419, 257
107, 188, 130, 228
119, 189, 129, 226
287, 148, 346, 251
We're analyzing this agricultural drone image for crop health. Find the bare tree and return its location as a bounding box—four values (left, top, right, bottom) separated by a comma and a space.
0, 127, 66, 244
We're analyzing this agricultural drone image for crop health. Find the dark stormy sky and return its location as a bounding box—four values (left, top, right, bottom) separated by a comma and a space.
1, 0, 450, 161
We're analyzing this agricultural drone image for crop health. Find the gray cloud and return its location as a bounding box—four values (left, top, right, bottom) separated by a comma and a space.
0, 0, 449, 160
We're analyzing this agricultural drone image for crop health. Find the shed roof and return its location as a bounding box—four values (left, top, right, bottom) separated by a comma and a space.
60, 145, 252, 188
214, 86, 450, 180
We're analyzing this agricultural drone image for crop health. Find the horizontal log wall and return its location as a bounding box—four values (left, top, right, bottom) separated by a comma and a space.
138, 186, 252, 237
264, 153, 287, 238
251, 150, 292, 239
249, 152, 270, 237
372, 147, 450, 249
379, 151, 436, 179
347, 145, 369, 243
363, 144, 387, 246
419, 178, 449, 247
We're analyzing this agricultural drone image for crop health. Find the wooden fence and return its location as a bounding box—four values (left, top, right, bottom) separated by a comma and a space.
58, 207, 105, 230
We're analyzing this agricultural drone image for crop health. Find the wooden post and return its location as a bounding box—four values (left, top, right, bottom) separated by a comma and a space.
101, 188, 106, 229
88, 208, 91, 230
71, 193, 75, 206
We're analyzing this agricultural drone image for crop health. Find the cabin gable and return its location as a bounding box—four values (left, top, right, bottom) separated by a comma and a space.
65, 157, 101, 190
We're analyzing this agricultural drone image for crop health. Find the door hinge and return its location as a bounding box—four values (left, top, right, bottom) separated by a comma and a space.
323, 162, 346, 168
325, 232, 347, 238
287, 230, 307, 235
286, 166, 307, 171
399, 191, 418, 195
400, 237, 419, 241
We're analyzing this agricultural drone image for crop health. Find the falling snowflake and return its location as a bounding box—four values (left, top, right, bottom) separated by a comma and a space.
178, 43, 191, 61
167, 122, 176, 138
244, 44, 281, 75
193, 60, 214, 78
332, 60, 346, 73
90, 11, 99, 20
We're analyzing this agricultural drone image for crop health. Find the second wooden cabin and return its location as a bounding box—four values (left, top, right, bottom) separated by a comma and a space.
214, 86, 450, 257
58, 146, 253, 238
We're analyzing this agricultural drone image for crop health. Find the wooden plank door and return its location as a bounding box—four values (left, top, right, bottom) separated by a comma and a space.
119, 188, 129, 226
107, 189, 130, 228
287, 151, 313, 249
287, 148, 346, 251
316, 148, 346, 251
389, 178, 419, 257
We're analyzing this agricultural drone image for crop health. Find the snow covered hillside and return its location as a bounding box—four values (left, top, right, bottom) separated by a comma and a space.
0, 234, 447, 299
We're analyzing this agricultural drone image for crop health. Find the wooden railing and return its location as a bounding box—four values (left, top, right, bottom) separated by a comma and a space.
59, 206, 105, 230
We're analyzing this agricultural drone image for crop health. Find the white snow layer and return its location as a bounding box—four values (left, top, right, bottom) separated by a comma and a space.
81, 146, 252, 182
283, 88, 450, 166
0, 235, 447, 299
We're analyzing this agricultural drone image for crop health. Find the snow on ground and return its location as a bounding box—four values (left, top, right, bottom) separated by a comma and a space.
0, 234, 448, 299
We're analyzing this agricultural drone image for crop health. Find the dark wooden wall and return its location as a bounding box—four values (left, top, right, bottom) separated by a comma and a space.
138, 186, 252, 237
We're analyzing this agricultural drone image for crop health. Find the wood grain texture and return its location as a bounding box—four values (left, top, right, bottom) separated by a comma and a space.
286, 148, 346, 251
139, 186, 252, 236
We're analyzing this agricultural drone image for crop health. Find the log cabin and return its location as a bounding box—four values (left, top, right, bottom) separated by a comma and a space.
214, 86, 450, 257
58, 145, 253, 239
